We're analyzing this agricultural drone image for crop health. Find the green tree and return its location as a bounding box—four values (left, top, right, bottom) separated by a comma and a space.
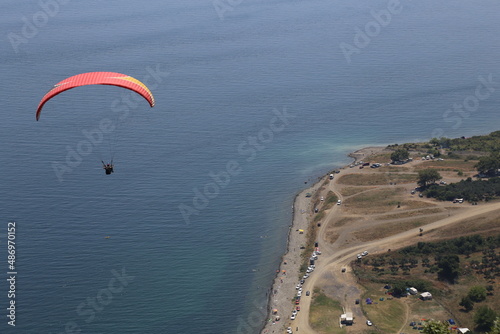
468, 285, 487, 302
437, 255, 460, 282
390, 281, 407, 297
488, 317, 500, 334
422, 320, 452, 334
417, 169, 442, 187
474, 305, 497, 332
391, 148, 410, 162
476, 152, 500, 175
459, 295, 474, 312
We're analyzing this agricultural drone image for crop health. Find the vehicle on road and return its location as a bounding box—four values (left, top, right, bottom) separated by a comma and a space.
306, 291, 310, 296
367, 320, 373, 326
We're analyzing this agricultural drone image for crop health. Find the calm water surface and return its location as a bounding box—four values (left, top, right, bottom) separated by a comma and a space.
0, 0, 499, 333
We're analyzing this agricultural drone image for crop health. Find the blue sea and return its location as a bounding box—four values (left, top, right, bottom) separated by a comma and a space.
1, 0, 499, 333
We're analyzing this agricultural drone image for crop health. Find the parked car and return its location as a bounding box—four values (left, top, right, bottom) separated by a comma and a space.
366, 320, 373, 326
341, 268, 346, 272
306, 291, 310, 296
290, 313, 296, 320
337, 200, 342, 205
355, 299, 360, 304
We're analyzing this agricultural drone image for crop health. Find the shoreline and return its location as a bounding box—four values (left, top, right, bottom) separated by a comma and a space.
259, 146, 387, 334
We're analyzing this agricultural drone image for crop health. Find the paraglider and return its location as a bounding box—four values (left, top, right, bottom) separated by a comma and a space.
36, 72, 155, 120
102, 161, 114, 175
36, 72, 155, 175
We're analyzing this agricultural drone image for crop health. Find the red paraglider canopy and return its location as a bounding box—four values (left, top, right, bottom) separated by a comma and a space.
36, 72, 155, 120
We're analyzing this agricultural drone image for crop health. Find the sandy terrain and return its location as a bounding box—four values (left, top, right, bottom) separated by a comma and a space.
260, 146, 500, 334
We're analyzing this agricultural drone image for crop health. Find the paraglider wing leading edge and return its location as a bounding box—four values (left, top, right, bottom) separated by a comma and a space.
36, 72, 155, 120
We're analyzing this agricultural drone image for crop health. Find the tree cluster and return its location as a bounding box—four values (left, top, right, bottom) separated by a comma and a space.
417, 169, 442, 187
476, 152, 500, 176
390, 148, 410, 162
425, 177, 500, 202
430, 131, 500, 153
400, 235, 499, 257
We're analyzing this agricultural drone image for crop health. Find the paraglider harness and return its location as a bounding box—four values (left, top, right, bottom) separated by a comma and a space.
102, 161, 114, 175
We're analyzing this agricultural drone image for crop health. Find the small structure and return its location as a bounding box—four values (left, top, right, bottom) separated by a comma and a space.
457, 329, 470, 334
408, 287, 418, 295
420, 292, 432, 300
298, 229, 304, 234
340, 312, 353, 325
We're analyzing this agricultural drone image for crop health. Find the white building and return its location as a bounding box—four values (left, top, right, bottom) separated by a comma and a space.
420, 292, 432, 300
340, 312, 353, 325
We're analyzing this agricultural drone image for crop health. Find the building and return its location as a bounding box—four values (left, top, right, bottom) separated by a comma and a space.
340, 312, 353, 325
420, 292, 432, 300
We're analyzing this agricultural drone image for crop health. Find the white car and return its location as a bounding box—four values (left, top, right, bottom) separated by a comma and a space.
291, 313, 296, 320
320, 196, 324, 201
292, 310, 297, 315
287, 327, 293, 333
337, 200, 342, 205
297, 291, 302, 297
357, 254, 362, 259
362, 251, 368, 256
366, 320, 373, 326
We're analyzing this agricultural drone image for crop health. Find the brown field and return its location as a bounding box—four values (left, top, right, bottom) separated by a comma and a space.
374, 208, 444, 221
352, 216, 443, 242
413, 159, 478, 172
338, 173, 417, 186
340, 186, 376, 197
